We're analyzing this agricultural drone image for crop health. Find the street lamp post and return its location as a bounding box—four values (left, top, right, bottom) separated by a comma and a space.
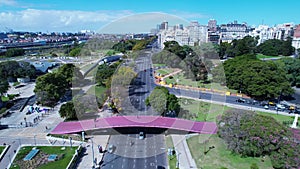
91, 137, 95, 168
24, 117, 27, 127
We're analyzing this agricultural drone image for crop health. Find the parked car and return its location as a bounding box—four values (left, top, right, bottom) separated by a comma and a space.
276, 104, 285, 111
264, 105, 269, 109
260, 101, 268, 106
268, 101, 276, 106
236, 98, 246, 103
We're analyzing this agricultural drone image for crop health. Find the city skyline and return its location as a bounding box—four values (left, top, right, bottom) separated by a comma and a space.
0, 0, 300, 33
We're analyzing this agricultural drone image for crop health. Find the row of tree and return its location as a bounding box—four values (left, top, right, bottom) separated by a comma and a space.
218, 36, 295, 58
59, 61, 125, 120
218, 110, 300, 169
0, 61, 36, 80
112, 36, 156, 53
0, 61, 37, 95
1, 48, 25, 58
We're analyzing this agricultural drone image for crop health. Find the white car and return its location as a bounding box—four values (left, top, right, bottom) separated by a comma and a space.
264, 105, 269, 109
139, 132, 145, 140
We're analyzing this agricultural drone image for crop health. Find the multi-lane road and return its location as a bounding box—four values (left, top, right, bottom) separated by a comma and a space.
101, 51, 168, 169
101, 133, 167, 169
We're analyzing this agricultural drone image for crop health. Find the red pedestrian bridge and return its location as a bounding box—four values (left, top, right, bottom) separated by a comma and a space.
50, 116, 218, 135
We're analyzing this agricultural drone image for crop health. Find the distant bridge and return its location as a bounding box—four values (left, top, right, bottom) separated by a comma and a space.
50, 116, 217, 135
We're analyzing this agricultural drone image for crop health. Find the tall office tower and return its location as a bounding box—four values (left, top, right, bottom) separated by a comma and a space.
160, 21, 168, 30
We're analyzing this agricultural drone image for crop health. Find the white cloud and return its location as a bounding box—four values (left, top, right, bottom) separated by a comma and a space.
0, 9, 134, 32
0, 9, 208, 33
0, 0, 17, 6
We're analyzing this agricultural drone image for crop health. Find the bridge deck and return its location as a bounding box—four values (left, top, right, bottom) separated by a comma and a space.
50, 116, 218, 134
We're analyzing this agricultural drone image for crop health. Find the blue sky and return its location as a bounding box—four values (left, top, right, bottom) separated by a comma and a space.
0, 0, 299, 33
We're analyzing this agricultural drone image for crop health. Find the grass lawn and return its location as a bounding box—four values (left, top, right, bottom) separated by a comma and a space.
165, 136, 177, 169
86, 66, 98, 77
0, 108, 7, 115
1, 94, 18, 102
256, 111, 294, 124
179, 98, 227, 122
156, 68, 176, 76
86, 85, 107, 97
80, 63, 95, 72
187, 135, 273, 169
1, 96, 9, 102
256, 54, 282, 59
11, 146, 78, 169
179, 98, 294, 125
164, 72, 237, 93
0, 146, 5, 155
153, 63, 166, 68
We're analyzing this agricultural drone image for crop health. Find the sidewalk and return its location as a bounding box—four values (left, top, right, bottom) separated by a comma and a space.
76, 135, 109, 169
171, 134, 197, 169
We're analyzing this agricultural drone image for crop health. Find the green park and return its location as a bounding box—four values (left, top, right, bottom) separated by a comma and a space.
10, 146, 79, 169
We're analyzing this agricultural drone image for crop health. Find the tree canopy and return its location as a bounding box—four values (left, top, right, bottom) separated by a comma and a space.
57, 63, 83, 87
59, 101, 77, 120
218, 110, 300, 169
0, 61, 36, 80
0, 78, 9, 96
5, 48, 25, 57
218, 36, 295, 58
225, 36, 258, 57
95, 63, 119, 87
145, 86, 180, 116
222, 54, 293, 100
275, 57, 300, 87
257, 37, 295, 56
34, 71, 68, 106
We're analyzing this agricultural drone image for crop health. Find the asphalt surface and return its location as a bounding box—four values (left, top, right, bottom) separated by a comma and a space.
122, 51, 159, 116
168, 87, 297, 115
101, 51, 168, 169
100, 134, 167, 169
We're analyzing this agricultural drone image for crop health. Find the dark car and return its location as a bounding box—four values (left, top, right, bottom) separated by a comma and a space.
236, 98, 246, 103
260, 101, 268, 106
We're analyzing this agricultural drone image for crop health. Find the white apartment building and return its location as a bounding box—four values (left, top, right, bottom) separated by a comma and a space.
158, 21, 207, 48
249, 23, 295, 45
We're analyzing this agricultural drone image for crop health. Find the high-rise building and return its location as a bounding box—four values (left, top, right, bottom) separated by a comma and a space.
160, 21, 168, 30
208, 19, 217, 32
292, 24, 300, 49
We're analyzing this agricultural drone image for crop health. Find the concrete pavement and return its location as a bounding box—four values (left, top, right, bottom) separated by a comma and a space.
76, 135, 110, 169
171, 134, 197, 169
